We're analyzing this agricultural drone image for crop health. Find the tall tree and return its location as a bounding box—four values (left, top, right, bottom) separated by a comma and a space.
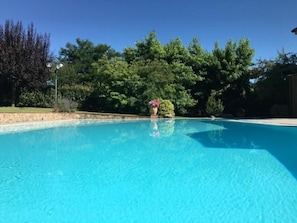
123, 33, 201, 115
124, 31, 165, 63
0, 20, 53, 106
59, 39, 105, 73
250, 52, 297, 116
164, 38, 189, 63
89, 56, 141, 112
192, 39, 254, 115
59, 39, 119, 83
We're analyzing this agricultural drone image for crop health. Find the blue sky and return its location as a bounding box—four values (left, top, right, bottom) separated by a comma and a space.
1, 0, 297, 61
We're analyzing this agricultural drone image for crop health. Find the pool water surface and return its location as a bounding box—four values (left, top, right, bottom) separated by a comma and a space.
0, 119, 297, 222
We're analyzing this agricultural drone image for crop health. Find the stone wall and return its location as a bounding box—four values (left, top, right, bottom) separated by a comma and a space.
0, 112, 145, 124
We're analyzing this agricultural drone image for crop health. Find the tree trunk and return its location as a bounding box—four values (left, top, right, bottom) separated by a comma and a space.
11, 82, 16, 107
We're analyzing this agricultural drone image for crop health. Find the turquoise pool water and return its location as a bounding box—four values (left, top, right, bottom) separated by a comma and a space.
0, 119, 297, 222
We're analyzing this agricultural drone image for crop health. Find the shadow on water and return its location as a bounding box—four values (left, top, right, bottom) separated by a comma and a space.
188, 120, 297, 180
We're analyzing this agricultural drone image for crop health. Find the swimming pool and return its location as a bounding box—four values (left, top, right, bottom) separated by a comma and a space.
1, 119, 297, 222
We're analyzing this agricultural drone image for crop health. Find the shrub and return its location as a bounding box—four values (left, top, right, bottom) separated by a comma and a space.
270, 104, 289, 117
206, 94, 224, 116
60, 84, 92, 109
55, 98, 78, 112
18, 90, 53, 108
158, 99, 175, 117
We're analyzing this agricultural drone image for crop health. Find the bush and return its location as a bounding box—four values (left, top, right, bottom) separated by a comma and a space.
18, 90, 53, 108
60, 84, 92, 109
270, 104, 289, 117
158, 99, 175, 117
206, 94, 224, 116
55, 98, 78, 112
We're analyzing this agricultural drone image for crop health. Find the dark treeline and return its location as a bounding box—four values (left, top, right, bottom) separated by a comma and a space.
0, 20, 53, 107
1, 20, 297, 117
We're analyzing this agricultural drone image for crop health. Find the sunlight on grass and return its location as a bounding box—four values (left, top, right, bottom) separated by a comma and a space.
0, 107, 144, 117
0, 107, 54, 113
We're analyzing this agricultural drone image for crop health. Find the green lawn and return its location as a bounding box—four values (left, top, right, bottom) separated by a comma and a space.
0, 107, 54, 113
0, 107, 142, 117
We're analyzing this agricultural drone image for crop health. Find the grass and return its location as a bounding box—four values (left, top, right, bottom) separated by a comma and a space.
0, 107, 54, 113
0, 107, 144, 117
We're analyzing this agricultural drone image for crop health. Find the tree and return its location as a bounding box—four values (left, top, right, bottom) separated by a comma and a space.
164, 38, 189, 63
250, 52, 297, 116
87, 56, 141, 113
54, 31, 255, 116
59, 39, 119, 83
0, 20, 53, 106
123, 31, 165, 63
59, 39, 108, 67
205, 91, 224, 116
57, 39, 121, 110
136, 59, 174, 112
192, 39, 254, 115
123, 33, 201, 115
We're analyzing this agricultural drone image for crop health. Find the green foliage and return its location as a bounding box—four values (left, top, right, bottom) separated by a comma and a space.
133, 31, 165, 61
174, 89, 197, 115
60, 84, 92, 109
18, 90, 53, 108
205, 93, 224, 116
136, 59, 175, 102
1, 23, 270, 116
192, 39, 254, 115
90, 57, 141, 113
158, 99, 175, 117
55, 64, 79, 86
59, 38, 112, 75
270, 104, 289, 117
164, 38, 189, 63
123, 32, 199, 115
55, 98, 78, 112
250, 52, 297, 116
56, 32, 254, 116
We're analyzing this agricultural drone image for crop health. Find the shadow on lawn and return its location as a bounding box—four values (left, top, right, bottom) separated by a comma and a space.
188, 120, 297, 180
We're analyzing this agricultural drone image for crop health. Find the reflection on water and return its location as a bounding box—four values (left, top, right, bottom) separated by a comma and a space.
150, 119, 176, 138
150, 120, 160, 137
188, 120, 297, 179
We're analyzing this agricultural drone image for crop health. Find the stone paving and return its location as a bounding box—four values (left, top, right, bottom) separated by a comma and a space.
0, 112, 145, 125
0, 112, 148, 134
230, 118, 297, 126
